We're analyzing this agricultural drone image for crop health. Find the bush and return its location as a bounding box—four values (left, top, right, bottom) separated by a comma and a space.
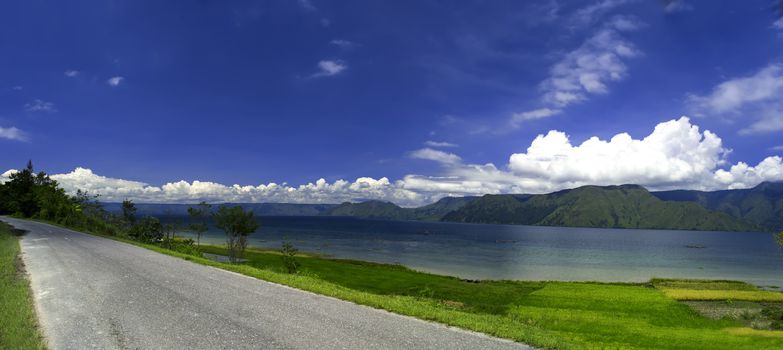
165, 238, 201, 256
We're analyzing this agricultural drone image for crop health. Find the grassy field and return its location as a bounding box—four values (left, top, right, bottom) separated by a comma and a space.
0, 222, 46, 350
13, 219, 783, 349
189, 244, 783, 349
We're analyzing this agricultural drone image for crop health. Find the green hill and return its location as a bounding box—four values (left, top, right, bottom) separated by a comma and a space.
325, 200, 416, 220
442, 185, 758, 231
653, 181, 783, 232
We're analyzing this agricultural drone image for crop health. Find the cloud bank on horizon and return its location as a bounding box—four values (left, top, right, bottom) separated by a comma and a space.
4, 117, 782, 206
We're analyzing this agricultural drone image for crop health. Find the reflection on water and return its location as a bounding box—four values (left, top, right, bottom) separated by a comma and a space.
166, 216, 783, 287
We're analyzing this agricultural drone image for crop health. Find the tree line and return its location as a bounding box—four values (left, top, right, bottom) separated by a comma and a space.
0, 161, 285, 266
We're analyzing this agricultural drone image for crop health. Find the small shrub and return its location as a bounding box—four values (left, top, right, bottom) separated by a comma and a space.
417, 286, 435, 299
281, 241, 299, 274
761, 305, 783, 330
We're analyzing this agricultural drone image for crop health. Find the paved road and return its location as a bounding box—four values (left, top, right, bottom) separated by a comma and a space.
3, 217, 532, 350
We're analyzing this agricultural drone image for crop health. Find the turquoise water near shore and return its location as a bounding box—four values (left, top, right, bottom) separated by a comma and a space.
167, 216, 783, 287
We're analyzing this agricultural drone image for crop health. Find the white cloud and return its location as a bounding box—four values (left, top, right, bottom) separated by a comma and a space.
24, 99, 57, 113
507, 117, 725, 188
688, 64, 783, 114
330, 39, 355, 49
107, 76, 124, 86
409, 148, 462, 165
0, 169, 19, 184
0, 126, 28, 141
312, 60, 347, 77
688, 63, 783, 134
572, 0, 634, 27
775, 18, 783, 30
664, 0, 693, 13
11, 86, 23, 91
64, 70, 80, 77
541, 25, 641, 107
424, 141, 458, 148
297, 0, 317, 11
510, 108, 562, 127
402, 117, 783, 197
714, 156, 783, 189
6, 118, 782, 206
32, 167, 426, 206
771, 145, 783, 151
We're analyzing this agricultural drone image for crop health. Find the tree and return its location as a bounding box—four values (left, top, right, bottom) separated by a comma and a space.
187, 201, 211, 247
281, 240, 299, 274
129, 216, 163, 243
3, 160, 39, 216
121, 199, 137, 225
213, 206, 258, 263
777, 231, 783, 247
163, 220, 180, 249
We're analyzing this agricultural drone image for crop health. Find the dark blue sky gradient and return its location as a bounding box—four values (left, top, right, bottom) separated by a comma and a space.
1, 0, 782, 187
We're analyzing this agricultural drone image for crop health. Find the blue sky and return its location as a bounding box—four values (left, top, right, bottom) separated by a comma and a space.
2, 0, 783, 205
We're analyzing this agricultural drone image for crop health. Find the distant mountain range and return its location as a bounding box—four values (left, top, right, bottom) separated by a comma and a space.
102, 182, 783, 232
652, 181, 783, 232
442, 185, 758, 232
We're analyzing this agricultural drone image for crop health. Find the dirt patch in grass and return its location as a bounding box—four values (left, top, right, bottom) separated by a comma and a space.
685, 301, 783, 330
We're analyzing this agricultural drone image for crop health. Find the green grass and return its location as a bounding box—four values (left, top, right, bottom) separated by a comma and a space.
190, 244, 783, 349
19, 219, 783, 349
0, 222, 46, 350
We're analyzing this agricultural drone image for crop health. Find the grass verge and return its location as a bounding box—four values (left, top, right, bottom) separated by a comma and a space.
0, 222, 46, 350
19, 219, 783, 349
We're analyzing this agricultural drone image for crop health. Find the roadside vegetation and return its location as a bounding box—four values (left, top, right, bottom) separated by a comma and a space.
0, 222, 46, 350
2, 161, 783, 349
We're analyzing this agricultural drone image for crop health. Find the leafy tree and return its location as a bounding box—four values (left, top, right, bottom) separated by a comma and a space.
122, 199, 137, 225
129, 216, 163, 243
3, 160, 41, 216
213, 206, 258, 263
163, 220, 180, 249
187, 201, 211, 246
776, 231, 783, 247
281, 240, 299, 274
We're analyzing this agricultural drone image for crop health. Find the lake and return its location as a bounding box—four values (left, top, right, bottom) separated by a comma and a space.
167, 216, 783, 288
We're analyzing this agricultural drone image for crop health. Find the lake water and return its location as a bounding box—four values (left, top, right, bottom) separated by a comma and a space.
167, 216, 783, 287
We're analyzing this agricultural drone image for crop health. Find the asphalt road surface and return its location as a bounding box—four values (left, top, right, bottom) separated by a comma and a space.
3, 217, 533, 350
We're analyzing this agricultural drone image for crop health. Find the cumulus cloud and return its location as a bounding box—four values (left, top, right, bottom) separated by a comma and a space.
6, 118, 783, 206
64, 70, 80, 77
24, 99, 57, 113
510, 108, 562, 127
424, 141, 458, 148
312, 60, 347, 77
507, 117, 725, 188
0, 126, 28, 141
107, 76, 124, 86
409, 148, 462, 165
688, 63, 783, 134
402, 117, 783, 197
33, 167, 426, 206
